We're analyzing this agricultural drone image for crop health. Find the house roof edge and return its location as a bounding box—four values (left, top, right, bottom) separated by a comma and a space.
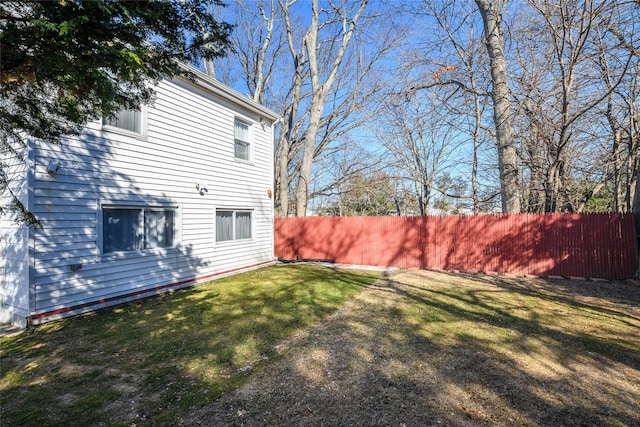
176, 63, 280, 123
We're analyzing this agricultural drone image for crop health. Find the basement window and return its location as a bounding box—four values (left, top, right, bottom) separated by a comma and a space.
216, 209, 252, 242
102, 206, 177, 254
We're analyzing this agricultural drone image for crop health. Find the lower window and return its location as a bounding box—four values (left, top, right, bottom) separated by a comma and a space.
216, 209, 252, 242
103, 206, 176, 254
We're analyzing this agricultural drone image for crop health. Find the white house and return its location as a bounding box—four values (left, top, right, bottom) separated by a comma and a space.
0, 67, 279, 328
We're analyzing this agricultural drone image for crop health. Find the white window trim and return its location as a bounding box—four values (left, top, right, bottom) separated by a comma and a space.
102, 105, 148, 140
98, 201, 182, 259
214, 208, 255, 244
234, 117, 253, 163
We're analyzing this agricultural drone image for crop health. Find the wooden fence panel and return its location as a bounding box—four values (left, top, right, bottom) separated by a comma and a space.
274, 213, 638, 280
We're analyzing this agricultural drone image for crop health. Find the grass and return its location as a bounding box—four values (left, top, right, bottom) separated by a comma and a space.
180, 269, 640, 426
3, 265, 639, 426
369, 271, 640, 426
0, 264, 379, 426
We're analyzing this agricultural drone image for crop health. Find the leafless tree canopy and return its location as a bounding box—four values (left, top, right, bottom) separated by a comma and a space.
215, 0, 639, 216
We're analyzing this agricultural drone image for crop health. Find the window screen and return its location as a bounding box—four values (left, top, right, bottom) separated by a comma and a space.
103, 207, 175, 254
104, 108, 142, 134
234, 119, 250, 160
103, 208, 142, 253
235, 212, 252, 239
216, 210, 252, 242
216, 211, 234, 242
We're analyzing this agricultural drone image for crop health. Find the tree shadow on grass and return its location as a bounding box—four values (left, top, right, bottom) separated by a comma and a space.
0, 264, 376, 426
181, 269, 640, 427
441, 270, 640, 326
386, 270, 640, 371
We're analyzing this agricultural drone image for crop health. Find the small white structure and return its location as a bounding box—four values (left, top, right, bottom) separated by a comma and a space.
1, 67, 279, 328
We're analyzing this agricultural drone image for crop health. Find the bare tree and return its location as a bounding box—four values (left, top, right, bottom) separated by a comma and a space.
376, 90, 462, 215
511, 0, 634, 212
279, 0, 398, 216
212, 0, 283, 101
293, 0, 369, 216
474, 0, 521, 213
218, 0, 396, 217
417, 0, 496, 213
314, 144, 399, 216
404, 0, 501, 213
216, 0, 639, 217
596, 0, 640, 214
596, 35, 639, 213
275, 0, 309, 217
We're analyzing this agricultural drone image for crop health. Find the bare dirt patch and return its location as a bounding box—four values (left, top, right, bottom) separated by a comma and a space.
181, 270, 640, 427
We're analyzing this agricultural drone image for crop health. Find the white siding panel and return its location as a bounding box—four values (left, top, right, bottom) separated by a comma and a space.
36, 233, 96, 246
0, 145, 31, 328
34, 250, 188, 284
35, 226, 97, 239
32, 202, 96, 214
31, 77, 275, 320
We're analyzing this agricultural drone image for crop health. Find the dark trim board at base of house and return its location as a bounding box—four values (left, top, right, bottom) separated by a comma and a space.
29, 259, 277, 325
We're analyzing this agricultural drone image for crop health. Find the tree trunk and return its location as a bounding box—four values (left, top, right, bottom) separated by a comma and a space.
633, 159, 640, 213
475, 0, 520, 213
294, 0, 368, 216
472, 78, 481, 213
629, 103, 639, 213
544, 160, 561, 212
295, 100, 323, 216
276, 134, 290, 217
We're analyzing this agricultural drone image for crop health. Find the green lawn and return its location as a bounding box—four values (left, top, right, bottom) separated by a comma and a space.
0, 264, 380, 426
175, 269, 640, 426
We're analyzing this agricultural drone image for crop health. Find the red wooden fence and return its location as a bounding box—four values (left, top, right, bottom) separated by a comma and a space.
275, 213, 638, 280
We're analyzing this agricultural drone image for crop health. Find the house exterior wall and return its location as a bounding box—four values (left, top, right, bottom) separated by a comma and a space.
18, 74, 277, 325
0, 144, 31, 328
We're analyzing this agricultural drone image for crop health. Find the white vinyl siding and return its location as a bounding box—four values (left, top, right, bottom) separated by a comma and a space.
234, 118, 251, 161
24, 74, 276, 324
0, 145, 31, 327
216, 210, 252, 242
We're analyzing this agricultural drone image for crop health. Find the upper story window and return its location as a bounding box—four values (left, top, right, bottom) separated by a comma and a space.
234, 118, 251, 161
103, 108, 144, 136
